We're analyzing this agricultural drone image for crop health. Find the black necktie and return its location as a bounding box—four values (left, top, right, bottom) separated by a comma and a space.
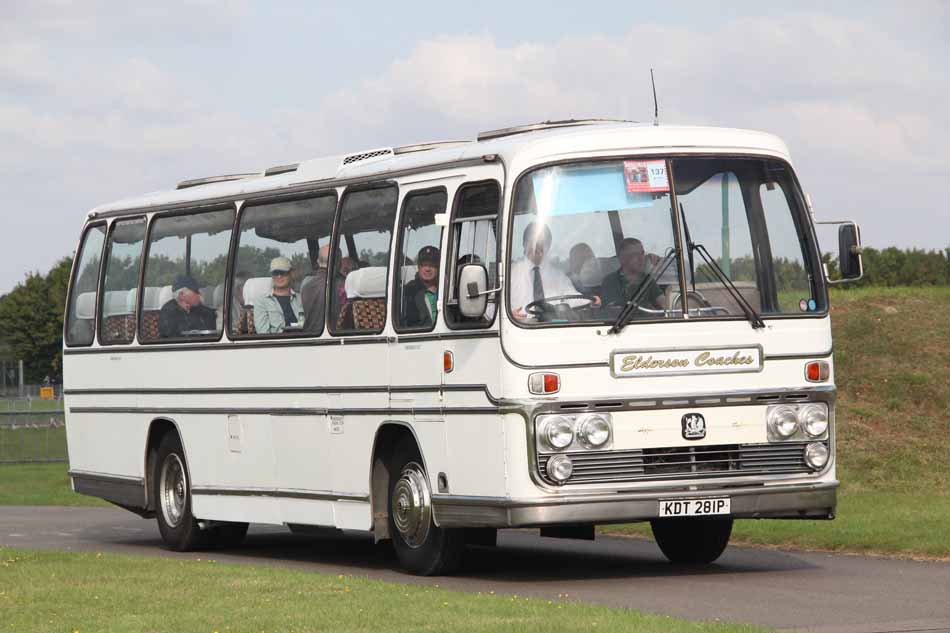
532, 266, 544, 303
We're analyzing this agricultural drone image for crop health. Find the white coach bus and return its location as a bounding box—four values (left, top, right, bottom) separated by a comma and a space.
63, 120, 863, 575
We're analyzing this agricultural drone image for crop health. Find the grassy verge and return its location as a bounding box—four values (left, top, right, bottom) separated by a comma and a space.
0, 463, 106, 506
0, 546, 765, 633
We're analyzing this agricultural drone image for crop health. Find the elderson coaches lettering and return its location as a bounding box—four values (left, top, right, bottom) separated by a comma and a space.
63, 120, 863, 576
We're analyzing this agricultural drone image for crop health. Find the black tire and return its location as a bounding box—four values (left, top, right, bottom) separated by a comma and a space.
208, 522, 249, 549
153, 432, 206, 551
387, 438, 464, 576
650, 517, 733, 564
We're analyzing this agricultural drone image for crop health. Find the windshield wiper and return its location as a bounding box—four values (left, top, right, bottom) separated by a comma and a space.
679, 203, 765, 329
608, 249, 677, 335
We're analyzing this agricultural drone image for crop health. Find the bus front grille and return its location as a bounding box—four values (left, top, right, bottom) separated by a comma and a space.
536, 442, 815, 486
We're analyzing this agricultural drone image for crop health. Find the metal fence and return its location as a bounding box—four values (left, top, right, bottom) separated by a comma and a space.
0, 397, 67, 464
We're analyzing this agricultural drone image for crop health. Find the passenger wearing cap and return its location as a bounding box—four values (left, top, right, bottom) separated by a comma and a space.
401, 245, 440, 327
158, 274, 217, 338
254, 256, 305, 334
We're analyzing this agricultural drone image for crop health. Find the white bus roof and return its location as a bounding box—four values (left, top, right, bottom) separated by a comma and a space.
87, 122, 792, 218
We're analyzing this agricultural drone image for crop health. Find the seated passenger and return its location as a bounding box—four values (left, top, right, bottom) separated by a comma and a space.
600, 238, 664, 309
301, 244, 331, 334
509, 222, 600, 320
402, 245, 440, 327
254, 256, 304, 334
158, 275, 216, 338
567, 242, 597, 293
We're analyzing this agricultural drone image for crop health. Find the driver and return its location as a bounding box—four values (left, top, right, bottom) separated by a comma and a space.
510, 222, 599, 321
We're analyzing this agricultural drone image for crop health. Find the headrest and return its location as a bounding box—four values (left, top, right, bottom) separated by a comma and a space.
345, 266, 387, 299
74, 292, 96, 319
157, 285, 173, 307
136, 286, 165, 311
102, 290, 132, 317
577, 258, 604, 286
212, 284, 225, 309
242, 277, 273, 306
401, 265, 417, 283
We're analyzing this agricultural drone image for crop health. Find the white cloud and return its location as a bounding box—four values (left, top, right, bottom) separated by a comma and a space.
0, 7, 947, 293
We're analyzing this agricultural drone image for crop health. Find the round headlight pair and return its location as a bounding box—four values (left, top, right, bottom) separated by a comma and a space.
768, 404, 829, 440
541, 414, 611, 451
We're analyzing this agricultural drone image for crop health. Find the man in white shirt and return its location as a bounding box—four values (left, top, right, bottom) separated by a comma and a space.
509, 222, 599, 321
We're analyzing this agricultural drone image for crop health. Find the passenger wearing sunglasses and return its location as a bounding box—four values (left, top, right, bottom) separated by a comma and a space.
254, 256, 305, 334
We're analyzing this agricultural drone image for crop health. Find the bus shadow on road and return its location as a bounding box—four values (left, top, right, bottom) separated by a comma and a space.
205, 528, 820, 581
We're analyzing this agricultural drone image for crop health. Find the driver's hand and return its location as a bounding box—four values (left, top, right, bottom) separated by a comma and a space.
591, 295, 602, 307
513, 307, 527, 320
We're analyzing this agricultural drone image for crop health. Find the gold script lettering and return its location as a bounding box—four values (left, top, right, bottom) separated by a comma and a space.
694, 350, 754, 367
620, 354, 690, 372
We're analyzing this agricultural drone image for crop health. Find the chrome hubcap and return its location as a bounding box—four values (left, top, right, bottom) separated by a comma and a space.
391, 462, 431, 548
159, 453, 187, 528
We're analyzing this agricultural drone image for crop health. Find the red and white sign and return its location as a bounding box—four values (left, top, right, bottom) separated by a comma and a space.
624, 160, 669, 193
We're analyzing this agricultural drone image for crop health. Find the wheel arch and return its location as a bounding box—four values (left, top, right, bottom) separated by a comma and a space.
144, 417, 185, 513
369, 420, 430, 542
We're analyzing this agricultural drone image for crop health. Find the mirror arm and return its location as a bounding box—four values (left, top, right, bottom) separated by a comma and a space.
467, 287, 501, 299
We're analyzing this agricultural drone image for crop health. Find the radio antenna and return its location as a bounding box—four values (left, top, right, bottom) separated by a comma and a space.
651, 68, 660, 126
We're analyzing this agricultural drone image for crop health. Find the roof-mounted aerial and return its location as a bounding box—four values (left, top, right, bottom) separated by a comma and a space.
176, 173, 259, 190
393, 140, 471, 155
477, 118, 637, 142
264, 163, 299, 177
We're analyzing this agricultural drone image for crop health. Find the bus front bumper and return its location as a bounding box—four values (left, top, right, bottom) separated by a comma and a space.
431, 480, 837, 528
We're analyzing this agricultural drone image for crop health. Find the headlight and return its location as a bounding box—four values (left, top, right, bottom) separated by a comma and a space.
804, 442, 830, 469
767, 405, 799, 439
541, 415, 574, 450
545, 454, 574, 483
576, 414, 612, 448
799, 404, 829, 438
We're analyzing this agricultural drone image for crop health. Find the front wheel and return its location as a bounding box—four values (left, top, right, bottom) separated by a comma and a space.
650, 517, 733, 564
388, 440, 464, 575
154, 432, 206, 551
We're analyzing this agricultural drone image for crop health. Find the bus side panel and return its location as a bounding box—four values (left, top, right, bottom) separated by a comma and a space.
441, 337, 508, 498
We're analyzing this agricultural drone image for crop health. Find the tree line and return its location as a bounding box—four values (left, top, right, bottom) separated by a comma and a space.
1, 245, 947, 384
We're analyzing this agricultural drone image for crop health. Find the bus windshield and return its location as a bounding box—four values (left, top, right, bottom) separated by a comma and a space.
508, 156, 824, 326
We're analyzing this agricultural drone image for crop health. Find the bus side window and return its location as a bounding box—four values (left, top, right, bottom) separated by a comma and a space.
232, 194, 336, 338
139, 207, 235, 342
393, 188, 447, 332
329, 185, 398, 335
65, 223, 107, 347
444, 181, 500, 329
99, 218, 146, 345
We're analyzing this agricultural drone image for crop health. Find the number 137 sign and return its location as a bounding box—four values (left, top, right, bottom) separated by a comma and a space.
624, 160, 669, 193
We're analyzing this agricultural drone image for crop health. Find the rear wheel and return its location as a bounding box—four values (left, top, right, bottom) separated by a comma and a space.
388, 439, 464, 575
154, 432, 206, 551
650, 517, 733, 564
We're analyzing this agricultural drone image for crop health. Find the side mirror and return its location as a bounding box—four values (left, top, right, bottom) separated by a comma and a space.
458, 264, 488, 318
838, 223, 863, 281
816, 219, 863, 284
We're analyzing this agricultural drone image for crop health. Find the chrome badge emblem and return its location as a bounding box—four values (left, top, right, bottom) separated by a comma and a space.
682, 413, 706, 440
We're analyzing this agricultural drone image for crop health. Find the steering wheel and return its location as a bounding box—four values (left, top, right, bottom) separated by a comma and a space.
524, 294, 593, 319
671, 290, 711, 311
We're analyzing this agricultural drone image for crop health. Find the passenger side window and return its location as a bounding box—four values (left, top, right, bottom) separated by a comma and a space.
394, 189, 447, 332
445, 182, 499, 328
139, 208, 235, 342
99, 218, 146, 345
232, 194, 336, 337
329, 185, 398, 335
65, 223, 106, 346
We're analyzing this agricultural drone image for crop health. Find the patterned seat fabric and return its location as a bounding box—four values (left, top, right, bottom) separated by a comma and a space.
140, 311, 161, 341
101, 314, 135, 343
351, 298, 386, 330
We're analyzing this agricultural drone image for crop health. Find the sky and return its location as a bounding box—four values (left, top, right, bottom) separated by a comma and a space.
1, 1, 948, 294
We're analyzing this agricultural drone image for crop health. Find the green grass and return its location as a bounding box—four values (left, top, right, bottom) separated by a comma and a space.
0, 546, 766, 633
0, 425, 67, 463
0, 397, 65, 412
0, 463, 106, 506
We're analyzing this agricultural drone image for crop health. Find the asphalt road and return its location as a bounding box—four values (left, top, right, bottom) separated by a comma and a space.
2, 506, 949, 633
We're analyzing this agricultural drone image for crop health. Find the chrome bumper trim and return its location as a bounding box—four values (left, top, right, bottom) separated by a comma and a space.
431, 480, 838, 528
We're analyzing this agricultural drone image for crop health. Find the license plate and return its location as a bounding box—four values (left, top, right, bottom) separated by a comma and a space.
658, 497, 731, 517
